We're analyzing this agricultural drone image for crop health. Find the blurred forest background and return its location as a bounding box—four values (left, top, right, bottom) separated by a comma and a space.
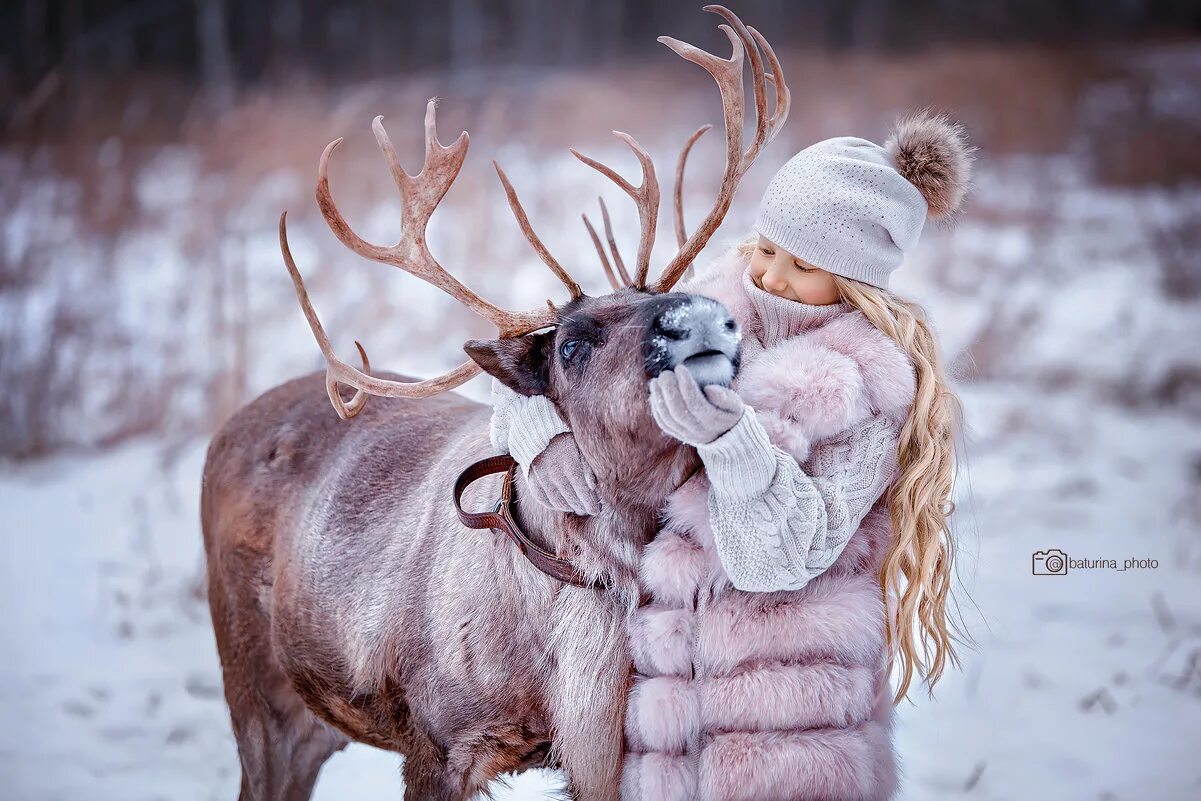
3, 0, 1201, 455
2, 2, 1201, 800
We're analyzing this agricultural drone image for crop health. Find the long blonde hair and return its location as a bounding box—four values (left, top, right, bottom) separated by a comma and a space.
737, 237, 970, 705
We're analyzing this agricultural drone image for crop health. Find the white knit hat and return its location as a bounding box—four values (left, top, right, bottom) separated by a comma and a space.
753, 111, 973, 289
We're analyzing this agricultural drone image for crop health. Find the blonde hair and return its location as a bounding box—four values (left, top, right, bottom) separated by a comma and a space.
737, 236, 971, 705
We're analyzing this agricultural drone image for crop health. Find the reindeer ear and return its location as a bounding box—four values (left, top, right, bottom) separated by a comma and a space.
464, 331, 555, 396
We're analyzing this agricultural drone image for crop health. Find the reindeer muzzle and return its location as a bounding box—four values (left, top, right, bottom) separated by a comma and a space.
645, 294, 741, 387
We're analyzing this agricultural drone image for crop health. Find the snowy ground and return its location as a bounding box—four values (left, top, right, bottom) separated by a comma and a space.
3, 376, 1199, 801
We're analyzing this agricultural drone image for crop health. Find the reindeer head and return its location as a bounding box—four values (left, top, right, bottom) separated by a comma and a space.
465, 286, 741, 478
280, 5, 789, 488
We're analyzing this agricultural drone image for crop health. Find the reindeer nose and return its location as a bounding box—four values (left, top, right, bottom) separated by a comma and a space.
645, 294, 741, 387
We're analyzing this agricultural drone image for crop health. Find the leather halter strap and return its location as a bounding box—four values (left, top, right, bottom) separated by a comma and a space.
452, 454, 603, 590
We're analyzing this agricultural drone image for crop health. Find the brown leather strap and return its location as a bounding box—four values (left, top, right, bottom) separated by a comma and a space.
452, 455, 603, 590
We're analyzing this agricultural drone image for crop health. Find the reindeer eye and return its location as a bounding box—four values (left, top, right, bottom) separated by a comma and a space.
560, 339, 580, 361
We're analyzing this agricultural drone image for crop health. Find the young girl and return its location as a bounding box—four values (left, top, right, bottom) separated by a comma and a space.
491, 110, 972, 800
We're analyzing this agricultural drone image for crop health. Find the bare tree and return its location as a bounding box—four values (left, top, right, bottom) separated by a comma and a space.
195, 0, 234, 111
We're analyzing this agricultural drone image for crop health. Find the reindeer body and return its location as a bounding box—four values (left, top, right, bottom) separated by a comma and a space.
203, 371, 649, 799
203, 284, 736, 801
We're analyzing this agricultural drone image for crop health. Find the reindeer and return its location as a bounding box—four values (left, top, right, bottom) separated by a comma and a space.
200, 6, 789, 800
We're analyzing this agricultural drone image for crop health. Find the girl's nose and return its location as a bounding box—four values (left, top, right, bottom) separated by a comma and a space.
762, 260, 790, 291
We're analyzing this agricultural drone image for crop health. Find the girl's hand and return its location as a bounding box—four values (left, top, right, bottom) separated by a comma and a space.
526, 431, 602, 516
648, 365, 745, 446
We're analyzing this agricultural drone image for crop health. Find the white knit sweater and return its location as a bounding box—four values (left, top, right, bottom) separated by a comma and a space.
489, 381, 569, 480
694, 395, 898, 591
489, 263, 903, 592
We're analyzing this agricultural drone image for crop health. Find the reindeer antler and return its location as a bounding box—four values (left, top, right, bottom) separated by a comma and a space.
582, 206, 621, 291
654, 4, 790, 292
571, 5, 789, 294
674, 124, 712, 247
282, 7, 788, 419
493, 162, 583, 298
571, 133, 661, 288
581, 196, 633, 290
281, 99, 578, 419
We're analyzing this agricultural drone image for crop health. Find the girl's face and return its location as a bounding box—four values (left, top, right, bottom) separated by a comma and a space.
748, 235, 841, 305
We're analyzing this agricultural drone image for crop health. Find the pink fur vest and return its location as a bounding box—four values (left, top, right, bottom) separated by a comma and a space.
619, 247, 916, 801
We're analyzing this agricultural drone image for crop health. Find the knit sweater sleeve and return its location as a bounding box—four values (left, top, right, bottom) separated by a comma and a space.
488, 378, 571, 472
694, 407, 900, 592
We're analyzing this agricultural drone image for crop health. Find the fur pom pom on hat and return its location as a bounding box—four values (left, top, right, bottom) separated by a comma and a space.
885, 111, 973, 219
753, 109, 974, 289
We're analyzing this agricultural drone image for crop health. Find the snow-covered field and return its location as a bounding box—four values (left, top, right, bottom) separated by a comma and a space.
3, 45, 1201, 801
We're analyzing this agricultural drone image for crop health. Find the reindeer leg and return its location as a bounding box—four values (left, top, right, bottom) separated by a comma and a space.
207, 546, 347, 801
547, 590, 634, 801
228, 698, 346, 801
219, 615, 348, 801
400, 729, 459, 801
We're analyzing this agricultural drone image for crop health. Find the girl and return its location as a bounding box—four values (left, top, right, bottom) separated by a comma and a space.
491, 110, 972, 800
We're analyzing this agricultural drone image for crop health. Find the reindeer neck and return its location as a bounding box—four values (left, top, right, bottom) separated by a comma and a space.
510, 446, 699, 609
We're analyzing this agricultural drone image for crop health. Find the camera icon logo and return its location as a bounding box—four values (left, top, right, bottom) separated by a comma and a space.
1032, 548, 1068, 576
